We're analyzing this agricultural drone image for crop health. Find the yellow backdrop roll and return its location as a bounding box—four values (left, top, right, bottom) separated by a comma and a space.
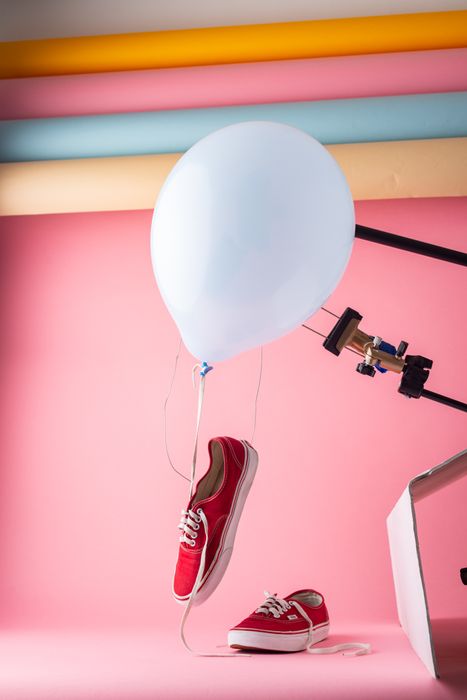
1, 139, 466, 216
1, 11, 467, 78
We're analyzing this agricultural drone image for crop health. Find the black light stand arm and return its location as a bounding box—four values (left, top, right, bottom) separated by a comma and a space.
320, 227, 467, 410
355, 224, 467, 267
420, 389, 467, 413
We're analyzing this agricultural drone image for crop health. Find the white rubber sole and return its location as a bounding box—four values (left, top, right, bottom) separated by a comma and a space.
175, 441, 258, 606
228, 622, 330, 652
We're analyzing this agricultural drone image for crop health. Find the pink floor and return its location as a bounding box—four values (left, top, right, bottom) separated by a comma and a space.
0, 621, 466, 700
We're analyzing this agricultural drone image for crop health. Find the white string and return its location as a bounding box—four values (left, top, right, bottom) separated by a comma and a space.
307, 642, 371, 656
251, 346, 263, 444
162, 341, 212, 494
189, 365, 208, 499
179, 509, 249, 658
163, 337, 190, 483
165, 340, 262, 486
286, 600, 371, 657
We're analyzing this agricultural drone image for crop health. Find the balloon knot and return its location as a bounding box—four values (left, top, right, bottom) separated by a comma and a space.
199, 362, 213, 377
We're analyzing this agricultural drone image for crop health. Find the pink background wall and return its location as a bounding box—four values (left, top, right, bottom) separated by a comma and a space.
0, 197, 465, 637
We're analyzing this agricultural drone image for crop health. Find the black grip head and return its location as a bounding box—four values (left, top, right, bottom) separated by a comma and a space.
323, 307, 362, 356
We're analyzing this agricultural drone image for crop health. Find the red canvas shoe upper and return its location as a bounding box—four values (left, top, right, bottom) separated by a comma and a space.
230, 590, 329, 636
173, 436, 251, 602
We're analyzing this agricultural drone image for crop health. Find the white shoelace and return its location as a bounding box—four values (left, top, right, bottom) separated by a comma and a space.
257, 593, 371, 657
178, 509, 202, 547
188, 363, 211, 499
162, 341, 211, 497
256, 591, 294, 618
178, 508, 248, 657
307, 642, 371, 656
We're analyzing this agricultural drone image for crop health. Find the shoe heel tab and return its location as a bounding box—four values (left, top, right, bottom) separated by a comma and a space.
220, 437, 247, 469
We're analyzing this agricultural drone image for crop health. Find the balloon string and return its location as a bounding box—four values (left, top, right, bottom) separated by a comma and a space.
163, 340, 214, 495
163, 337, 191, 483
251, 346, 263, 444
190, 362, 213, 498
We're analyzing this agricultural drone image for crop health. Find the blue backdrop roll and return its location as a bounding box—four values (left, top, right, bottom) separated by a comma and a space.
1, 92, 466, 162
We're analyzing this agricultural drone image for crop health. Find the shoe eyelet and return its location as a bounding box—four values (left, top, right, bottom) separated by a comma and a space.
193, 532, 198, 538
197, 508, 203, 515
190, 540, 195, 547
193, 523, 200, 530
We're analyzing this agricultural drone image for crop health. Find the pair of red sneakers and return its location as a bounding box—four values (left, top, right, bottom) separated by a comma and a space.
173, 436, 330, 652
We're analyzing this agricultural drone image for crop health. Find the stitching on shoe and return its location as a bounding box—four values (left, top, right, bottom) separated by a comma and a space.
224, 437, 245, 469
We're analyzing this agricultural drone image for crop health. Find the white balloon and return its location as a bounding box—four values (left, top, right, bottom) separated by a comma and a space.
151, 121, 354, 362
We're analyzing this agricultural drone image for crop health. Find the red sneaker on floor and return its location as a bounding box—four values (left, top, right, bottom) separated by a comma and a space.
173, 437, 258, 606
228, 590, 330, 652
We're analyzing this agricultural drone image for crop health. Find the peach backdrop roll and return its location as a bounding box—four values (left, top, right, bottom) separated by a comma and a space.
1, 138, 466, 216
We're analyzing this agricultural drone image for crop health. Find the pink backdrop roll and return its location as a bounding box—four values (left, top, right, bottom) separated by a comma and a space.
1, 48, 466, 120
0, 197, 465, 637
